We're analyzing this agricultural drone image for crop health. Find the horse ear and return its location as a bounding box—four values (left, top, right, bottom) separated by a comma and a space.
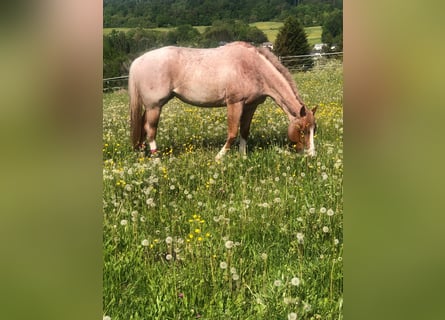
312, 106, 318, 115
299, 106, 307, 117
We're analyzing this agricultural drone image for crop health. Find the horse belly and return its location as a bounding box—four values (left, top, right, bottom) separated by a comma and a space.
173, 83, 226, 107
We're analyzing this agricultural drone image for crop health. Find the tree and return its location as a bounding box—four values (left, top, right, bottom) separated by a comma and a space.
274, 16, 313, 69
321, 9, 343, 51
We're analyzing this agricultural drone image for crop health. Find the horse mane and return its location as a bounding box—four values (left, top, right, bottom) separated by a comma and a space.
256, 46, 306, 107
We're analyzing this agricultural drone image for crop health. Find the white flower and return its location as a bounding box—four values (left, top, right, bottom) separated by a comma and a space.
141, 239, 149, 247
165, 236, 173, 244
232, 273, 239, 281
320, 207, 327, 214
334, 238, 340, 245
322, 226, 329, 233
291, 277, 300, 286
165, 254, 173, 261
220, 261, 228, 269
327, 209, 334, 216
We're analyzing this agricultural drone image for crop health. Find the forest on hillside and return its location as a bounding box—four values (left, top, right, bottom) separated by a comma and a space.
104, 0, 343, 28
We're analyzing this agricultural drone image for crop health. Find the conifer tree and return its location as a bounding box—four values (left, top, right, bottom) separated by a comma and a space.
274, 16, 313, 70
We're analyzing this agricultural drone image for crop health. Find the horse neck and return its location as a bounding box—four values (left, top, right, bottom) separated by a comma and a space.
261, 63, 303, 120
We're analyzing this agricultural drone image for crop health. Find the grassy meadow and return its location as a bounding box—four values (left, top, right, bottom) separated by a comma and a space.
103, 60, 343, 319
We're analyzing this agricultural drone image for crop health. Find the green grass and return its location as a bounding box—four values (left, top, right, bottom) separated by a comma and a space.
250, 21, 284, 43
103, 61, 343, 319
304, 26, 323, 46
103, 24, 322, 45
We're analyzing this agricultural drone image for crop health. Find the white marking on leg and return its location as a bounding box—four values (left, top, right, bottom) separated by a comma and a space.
149, 140, 157, 153
307, 127, 316, 156
239, 137, 247, 155
215, 147, 228, 161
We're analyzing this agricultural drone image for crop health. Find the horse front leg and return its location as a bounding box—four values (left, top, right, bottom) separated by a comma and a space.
239, 103, 259, 156
143, 106, 162, 155
216, 102, 243, 161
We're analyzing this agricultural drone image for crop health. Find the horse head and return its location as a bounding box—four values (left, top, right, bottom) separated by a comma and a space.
288, 106, 318, 156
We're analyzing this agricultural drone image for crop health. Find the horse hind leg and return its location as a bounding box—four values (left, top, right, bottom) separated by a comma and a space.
216, 102, 243, 161
139, 110, 147, 149
143, 106, 162, 155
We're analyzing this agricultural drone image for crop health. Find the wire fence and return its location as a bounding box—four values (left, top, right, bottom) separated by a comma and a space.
103, 52, 342, 92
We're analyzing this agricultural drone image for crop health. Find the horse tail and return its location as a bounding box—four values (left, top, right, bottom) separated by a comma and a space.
128, 70, 144, 149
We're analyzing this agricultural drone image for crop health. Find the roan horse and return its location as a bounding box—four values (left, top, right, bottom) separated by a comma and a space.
128, 41, 317, 160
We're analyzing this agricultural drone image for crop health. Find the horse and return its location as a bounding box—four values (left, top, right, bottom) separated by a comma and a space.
128, 41, 317, 160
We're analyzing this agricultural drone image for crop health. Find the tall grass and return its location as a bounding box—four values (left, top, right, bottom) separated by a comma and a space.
103, 60, 343, 319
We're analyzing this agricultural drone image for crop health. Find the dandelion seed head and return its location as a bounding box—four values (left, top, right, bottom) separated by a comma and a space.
291, 277, 300, 286
327, 209, 334, 216
225, 240, 234, 249
322, 226, 329, 233
261, 253, 268, 260
220, 261, 228, 269
273, 279, 282, 287
165, 236, 173, 244
296, 233, 304, 243
288, 312, 297, 320
309, 208, 315, 214
303, 302, 311, 311
141, 239, 149, 247
120, 219, 128, 226
320, 207, 327, 214
165, 254, 173, 261
232, 273, 239, 281
103, 316, 111, 320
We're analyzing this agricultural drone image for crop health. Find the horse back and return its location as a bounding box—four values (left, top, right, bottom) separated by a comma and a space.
130, 43, 266, 107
